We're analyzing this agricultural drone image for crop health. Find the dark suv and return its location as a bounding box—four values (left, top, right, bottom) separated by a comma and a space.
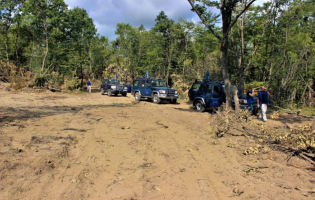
101, 79, 128, 97
132, 78, 179, 104
188, 80, 257, 112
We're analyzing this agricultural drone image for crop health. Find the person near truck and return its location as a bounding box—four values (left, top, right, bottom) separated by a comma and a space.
246, 86, 255, 115
257, 86, 271, 122
87, 79, 92, 93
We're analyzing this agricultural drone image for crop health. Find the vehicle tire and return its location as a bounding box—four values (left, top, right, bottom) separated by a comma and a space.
122, 93, 127, 97
195, 100, 205, 112
108, 90, 112, 96
170, 99, 177, 104
101, 88, 105, 95
153, 94, 161, 104
135, 92, 141, 101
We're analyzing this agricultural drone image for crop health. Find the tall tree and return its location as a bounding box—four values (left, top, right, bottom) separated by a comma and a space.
188, 0, 256, 107
66, 7, 96, 87
24, 0, 68, 75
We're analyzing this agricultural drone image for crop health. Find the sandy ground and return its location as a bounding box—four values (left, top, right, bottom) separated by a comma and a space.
0, 84, 315, 200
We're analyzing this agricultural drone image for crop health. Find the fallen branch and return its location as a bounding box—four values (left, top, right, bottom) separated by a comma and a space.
287, 164, 315, 170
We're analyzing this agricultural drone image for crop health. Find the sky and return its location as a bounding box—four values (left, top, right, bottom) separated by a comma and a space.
64, 0, 269, 41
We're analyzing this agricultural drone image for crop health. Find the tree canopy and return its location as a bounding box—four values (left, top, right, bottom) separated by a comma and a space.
0, 0, 314, 107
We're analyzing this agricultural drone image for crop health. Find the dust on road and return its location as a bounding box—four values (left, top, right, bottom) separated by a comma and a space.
0, 86, 314, 200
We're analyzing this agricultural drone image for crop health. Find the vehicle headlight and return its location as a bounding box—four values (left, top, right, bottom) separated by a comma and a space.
175, 91, 178, 94
159, 90, 166, 94
111, 86, 116, 89
124, 87, 128, 90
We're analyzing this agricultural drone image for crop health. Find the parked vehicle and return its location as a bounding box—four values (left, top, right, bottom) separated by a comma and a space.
188, 80, 258, 113
124, 83, 132, 93
131, 78, 179, 104
101, 79, 128, 97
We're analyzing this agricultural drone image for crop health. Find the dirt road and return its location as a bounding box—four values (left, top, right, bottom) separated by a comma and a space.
0, 86, 314, 200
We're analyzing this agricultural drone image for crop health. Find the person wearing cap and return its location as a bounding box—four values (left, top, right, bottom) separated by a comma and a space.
257, 86, 271, 122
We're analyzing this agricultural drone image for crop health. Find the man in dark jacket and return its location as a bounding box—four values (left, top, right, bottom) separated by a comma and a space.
257, 86, 271, 122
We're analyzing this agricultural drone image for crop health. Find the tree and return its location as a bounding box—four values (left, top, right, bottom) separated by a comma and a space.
66, 7, 96, 87
23, 0, 68, 75
0, 0, 22, 64
188, 0, 256, 107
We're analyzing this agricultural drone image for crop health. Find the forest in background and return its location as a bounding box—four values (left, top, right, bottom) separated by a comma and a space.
0, 0, 315, 108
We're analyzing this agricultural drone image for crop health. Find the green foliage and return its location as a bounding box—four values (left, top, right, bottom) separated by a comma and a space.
0, 0, 314, 108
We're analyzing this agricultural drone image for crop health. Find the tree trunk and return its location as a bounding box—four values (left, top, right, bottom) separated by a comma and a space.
233, 89, 240, 114
5, 26, 10, 64
89, 43, 93, 78
238, 1, 246, 95
221, 36, 232, 108
166, 38, 172, 86
41, 24, 49, 75
14, 20, 20, 67
30, 36, 35, 71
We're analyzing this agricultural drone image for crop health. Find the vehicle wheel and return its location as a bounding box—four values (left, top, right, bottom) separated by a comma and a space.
195, 100, 205, 112
135, 92, 141, 101
101, 88, 105, 95
153, 94, 161, 104
170, 99, 177, 104
122, 93, 127, 97
108, 90, 112, 96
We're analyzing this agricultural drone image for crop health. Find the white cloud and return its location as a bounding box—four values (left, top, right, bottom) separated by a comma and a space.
65, 0, 196, 40
64, 0, 268, 40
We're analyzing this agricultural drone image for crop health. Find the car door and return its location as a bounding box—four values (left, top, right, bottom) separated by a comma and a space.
138, 80, 146, 96
132, 80, 139, 95
144, 80, 152, 96
188, 83, 202, 101
202, 84, 212, 107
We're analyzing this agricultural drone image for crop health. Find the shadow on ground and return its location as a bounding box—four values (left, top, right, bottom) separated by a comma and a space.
0, 102, 138, 124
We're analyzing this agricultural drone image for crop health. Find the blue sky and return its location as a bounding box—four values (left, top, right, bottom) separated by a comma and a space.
64, 0, 269, 41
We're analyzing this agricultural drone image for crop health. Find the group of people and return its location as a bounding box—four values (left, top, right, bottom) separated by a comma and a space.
246, 86, 271, 122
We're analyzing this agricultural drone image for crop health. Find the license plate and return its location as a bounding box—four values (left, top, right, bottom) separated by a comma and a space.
174, 94, 179, 97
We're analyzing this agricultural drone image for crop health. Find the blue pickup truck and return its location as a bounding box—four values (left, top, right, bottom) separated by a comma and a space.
131, 78, 179, 104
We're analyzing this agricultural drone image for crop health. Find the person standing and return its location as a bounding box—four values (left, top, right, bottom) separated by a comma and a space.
246, 86, 255, 115
257, 86, 270, 122
87, 79, 92, 93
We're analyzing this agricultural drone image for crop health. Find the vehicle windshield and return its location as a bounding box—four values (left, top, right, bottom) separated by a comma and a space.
151, 80, 167, 87
109, 79, 120, 84
222, 85, 238, 94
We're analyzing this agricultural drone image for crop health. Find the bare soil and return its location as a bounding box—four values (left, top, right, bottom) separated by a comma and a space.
0, 84, 314, 200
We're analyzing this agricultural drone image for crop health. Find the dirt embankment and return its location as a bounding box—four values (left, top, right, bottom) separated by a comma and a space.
0, 85, 314, 200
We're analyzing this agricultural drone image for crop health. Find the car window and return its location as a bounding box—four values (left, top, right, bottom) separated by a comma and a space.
133, 81, 139, 86
146, 81, 151, 87
191, 84, 200, 92
202, 84, 211, 93
213, 85, 221, 96
152, 80, 166, 87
